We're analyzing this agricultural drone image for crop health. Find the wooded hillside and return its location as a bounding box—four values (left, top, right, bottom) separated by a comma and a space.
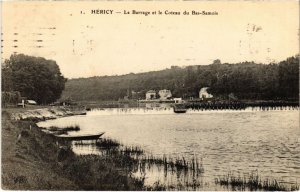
61, 56, 299, 101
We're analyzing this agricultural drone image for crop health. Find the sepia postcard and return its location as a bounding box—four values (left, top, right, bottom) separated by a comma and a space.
1, 0, 299, 191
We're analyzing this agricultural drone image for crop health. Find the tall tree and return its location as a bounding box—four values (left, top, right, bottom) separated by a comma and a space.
2, 54, 67, 104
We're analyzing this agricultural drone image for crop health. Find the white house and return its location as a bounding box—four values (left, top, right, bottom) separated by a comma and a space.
146, 90, 156, 100
158, 89, 172, 100
199, 87, 213, 99
174, 98, 183, 104
27, 100, 37, 105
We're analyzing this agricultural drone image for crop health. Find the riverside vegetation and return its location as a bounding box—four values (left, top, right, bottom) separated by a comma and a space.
2, 109, 299, 191
76, 135, 299, 191
1, 110, 144, 190
1, 108, 205, 190
1, 108, 204, 190
215, 172, 299, 191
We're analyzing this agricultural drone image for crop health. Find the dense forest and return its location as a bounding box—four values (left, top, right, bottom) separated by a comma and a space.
2, 54, 67, 104
62, 56, 299, 102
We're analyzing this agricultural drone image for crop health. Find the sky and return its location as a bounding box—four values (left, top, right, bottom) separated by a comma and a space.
1, 1, 299, 78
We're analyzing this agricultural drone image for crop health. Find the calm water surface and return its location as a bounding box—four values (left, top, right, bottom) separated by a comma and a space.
38, 108, 300, 189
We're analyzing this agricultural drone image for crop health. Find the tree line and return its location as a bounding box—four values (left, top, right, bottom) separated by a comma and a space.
61, 56, 299, 101
2, 54, 67, 104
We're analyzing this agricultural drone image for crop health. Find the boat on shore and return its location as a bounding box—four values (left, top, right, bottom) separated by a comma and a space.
173, 104, 187, 113
173, 108, 187, 113
56, 132, 105, 141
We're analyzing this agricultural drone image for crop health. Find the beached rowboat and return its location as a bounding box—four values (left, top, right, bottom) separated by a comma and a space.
56, 132, 105, 141
173, 108, 187, 113
173, 104, 187, 113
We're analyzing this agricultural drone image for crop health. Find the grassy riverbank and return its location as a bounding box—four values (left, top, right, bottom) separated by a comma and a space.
1, 108, 144, 190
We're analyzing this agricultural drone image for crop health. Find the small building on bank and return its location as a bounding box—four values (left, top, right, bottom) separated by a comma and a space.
158, 89, 172, 100
174, 98, 183, 104
146, 90, 157, 100
199, 87, 213, 99
26, 100, 37, 105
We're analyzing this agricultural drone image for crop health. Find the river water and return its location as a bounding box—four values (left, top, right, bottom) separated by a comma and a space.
38, 108, 299, 190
